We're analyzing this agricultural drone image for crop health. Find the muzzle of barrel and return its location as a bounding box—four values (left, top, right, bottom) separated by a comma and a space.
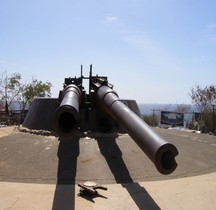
97, 85, 178, 175
53, 84, 82, 139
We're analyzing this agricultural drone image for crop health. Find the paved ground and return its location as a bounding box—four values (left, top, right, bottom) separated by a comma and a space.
1, 126, 216, 209
1, 127, 216, 184
1, 172, 216, 210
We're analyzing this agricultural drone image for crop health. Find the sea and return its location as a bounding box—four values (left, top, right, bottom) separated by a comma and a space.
138, 103, 196, 115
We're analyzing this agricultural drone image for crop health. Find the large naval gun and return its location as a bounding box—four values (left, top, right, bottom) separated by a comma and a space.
23, 65, 178, 175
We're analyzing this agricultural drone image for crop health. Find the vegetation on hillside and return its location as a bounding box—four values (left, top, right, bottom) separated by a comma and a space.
0, 72, 52, 112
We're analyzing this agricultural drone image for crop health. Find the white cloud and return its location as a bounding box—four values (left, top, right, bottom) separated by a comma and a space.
123, 33, 165, 56
202, 22, 216, 43
205, 22, 216, 30
103, 16, 118, 24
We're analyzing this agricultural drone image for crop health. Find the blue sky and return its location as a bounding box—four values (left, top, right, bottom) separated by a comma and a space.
0, 0, 216, 103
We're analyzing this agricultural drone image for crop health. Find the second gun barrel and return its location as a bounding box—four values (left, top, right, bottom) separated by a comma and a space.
97, 85, 178, 175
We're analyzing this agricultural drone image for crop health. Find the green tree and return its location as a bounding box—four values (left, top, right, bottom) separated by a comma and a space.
189, 84, 216, 133
190, 85, 216, 112
0, 72, 23, 111
19, 78, 52, 110
0, 72, 52, 112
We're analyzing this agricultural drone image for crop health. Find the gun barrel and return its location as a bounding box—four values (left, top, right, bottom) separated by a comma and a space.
53, 84, 82, 139
97, 86, 178, 175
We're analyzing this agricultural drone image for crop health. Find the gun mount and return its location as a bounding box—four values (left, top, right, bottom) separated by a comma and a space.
50, 65, 178, 175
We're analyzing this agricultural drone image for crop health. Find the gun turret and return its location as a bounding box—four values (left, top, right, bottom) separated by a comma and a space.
52, 65, 178, 174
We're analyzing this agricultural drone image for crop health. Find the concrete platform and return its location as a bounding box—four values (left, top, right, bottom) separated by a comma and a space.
1, 172, 216, 210
1, 126, 216, 209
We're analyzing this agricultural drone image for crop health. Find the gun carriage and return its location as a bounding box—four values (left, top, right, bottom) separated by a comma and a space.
23, 65, 178, 175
